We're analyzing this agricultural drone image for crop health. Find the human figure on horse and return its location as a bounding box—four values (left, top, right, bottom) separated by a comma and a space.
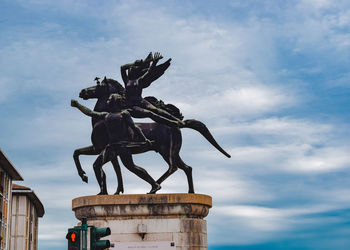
71, 94, 161, 195
120, 52, 185, 128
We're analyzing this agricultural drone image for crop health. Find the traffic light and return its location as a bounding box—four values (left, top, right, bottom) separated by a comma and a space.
66, 227, 80, 250
66, 219, 110, 250
90, 226, 111, 249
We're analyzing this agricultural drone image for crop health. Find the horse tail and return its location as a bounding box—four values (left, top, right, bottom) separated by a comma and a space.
183, 119, 231, 158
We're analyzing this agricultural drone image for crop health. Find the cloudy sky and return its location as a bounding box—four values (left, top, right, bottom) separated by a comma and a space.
1, 0, 350, 249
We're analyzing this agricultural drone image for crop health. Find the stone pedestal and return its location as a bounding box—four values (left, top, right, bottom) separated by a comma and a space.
72, 193, 212, 250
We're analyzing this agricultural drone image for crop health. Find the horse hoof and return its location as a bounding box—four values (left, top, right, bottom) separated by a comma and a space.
148, 183, 161, 194
82, 176, 88, 183
114, 189, 124, 195
97, 191, 108, 195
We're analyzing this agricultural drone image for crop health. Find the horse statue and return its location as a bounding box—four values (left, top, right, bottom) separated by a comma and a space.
72, 77, 231, 194
71, 95, 161, 195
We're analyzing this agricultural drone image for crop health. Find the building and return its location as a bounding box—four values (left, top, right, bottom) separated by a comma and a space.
0, 149, 23, 249
0, 149, 44, 250
10, 184, 44, 250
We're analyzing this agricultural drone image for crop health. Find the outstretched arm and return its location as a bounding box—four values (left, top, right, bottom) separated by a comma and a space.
71, 99, 107, 119
139, 52, 165, 89
120, 53, 153, 84
120, 63, 134, 85
122, 111, 151, 145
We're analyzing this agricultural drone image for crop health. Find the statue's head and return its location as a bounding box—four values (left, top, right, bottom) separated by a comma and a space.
79, 77, 125, 100
128, 60, 149, 80
107, 94, 126, 110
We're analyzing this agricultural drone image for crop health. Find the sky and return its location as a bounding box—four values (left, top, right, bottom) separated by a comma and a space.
1, 0, 350, 249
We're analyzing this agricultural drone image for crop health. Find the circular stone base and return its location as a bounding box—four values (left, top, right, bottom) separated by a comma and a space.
72, 193, 212, 249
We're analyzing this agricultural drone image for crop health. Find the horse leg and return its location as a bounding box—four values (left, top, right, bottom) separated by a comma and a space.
73, 145, 99, 183
156, 155, 178, 186
111, 158, 124, 195
119, 152, 160, 194
156, 143, 179, 186
176, 155, 194, 193
156, 133, 179, 186
93, 154, 108, 195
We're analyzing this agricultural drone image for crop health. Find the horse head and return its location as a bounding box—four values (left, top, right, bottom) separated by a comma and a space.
79, 77, 125, 100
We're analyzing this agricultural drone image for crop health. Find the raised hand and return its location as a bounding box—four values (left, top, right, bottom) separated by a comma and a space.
71, 99, 79, 107
144, 52, 153, 63
153, 52, 163, 62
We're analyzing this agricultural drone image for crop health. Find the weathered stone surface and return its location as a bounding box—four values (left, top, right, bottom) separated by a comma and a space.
72, 193, 212, 250
73, 193, 211, 219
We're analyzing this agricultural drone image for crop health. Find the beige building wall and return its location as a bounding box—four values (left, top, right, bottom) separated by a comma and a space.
10, 194, 39, 250
10, 195, 25, 250
9, 186, 44, 250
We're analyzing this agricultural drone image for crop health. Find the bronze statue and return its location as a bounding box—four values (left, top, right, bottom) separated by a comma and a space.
72, 53, 231, 195
71, 95, 160, 195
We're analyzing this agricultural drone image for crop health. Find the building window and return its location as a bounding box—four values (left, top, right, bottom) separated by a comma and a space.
0, 171, 4, 248
0, 171, 10, 250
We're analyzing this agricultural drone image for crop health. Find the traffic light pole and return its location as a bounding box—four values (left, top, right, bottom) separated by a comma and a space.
81, 218, 88, 250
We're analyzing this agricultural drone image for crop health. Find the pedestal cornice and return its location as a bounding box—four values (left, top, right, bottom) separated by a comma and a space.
72, 193, 212, 220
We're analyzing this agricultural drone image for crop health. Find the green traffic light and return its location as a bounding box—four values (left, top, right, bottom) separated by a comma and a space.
94, 227, 111, 237
95, 240, 111, 248
90, 226, 111, 250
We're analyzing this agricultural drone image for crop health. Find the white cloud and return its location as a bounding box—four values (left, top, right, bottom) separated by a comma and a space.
0, 77, 15, 102
209, 201, 350, 245
177, 87, 294, 121
196, 169, 274, 203
285, 146, 350, 172
215, 117, 331, 139
288, 0, 350, 55
200, 144, 350, 174
195, 116, 350, 174
213, 202, 346, 232
300, 0, 333, 9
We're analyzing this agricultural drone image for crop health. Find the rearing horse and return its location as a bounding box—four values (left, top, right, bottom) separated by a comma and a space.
73, 78, 231, 194
73, 78, 126, 194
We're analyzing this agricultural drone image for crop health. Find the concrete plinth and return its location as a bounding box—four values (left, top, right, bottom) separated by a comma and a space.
72, 193, 212, 250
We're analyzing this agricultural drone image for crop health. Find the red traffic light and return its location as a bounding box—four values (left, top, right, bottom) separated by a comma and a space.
70, 232, 76, 242
66, 230, 79, 243
67, 227, 81, 250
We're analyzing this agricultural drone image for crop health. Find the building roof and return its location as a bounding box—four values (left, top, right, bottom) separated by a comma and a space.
0, 149, 23, 181
12, 183, 45, 217
12, 183, 31, 190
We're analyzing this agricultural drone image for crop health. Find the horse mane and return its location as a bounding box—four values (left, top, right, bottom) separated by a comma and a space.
103, 78, 126, 96
144, 96, 184, 120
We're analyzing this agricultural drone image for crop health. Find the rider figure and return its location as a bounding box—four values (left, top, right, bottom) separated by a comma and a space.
71, 94, 161, 194
120, 52, 185, 127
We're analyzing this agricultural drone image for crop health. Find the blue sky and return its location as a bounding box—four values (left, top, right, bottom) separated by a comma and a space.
1, 0, 350, 249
